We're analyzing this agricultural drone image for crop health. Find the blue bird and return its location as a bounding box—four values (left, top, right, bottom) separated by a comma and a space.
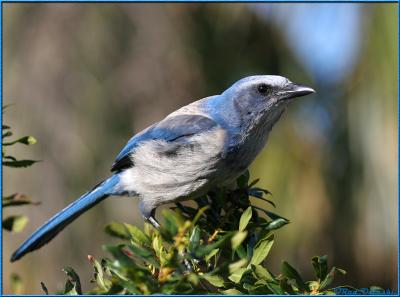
10, 75, 314, 262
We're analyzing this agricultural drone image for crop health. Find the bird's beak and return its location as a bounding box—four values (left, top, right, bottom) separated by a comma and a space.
278, 83, 315, 101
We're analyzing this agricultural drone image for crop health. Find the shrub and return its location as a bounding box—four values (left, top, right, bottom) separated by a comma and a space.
3, 106, 40, 294
47, 171, 365, 295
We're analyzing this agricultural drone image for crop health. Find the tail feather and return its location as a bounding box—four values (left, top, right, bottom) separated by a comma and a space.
10, 175, 120, 262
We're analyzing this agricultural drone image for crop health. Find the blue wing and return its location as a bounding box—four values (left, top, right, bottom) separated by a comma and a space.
111, 114, 218, 172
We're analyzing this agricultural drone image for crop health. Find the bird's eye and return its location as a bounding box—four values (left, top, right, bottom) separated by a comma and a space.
257, 84, 271, 95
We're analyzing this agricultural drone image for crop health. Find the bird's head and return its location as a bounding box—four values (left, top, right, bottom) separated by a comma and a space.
206, 75, 315, 132
223, 75, 315, 116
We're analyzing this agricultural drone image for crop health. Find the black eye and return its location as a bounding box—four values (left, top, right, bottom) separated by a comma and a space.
257, 84, 271, 95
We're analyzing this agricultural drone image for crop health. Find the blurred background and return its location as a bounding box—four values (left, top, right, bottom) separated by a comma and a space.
3, 3, 397, 294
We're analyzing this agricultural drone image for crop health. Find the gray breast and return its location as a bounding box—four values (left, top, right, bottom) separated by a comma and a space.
222, 107, 285, 180
118, 127, 228, 210
224, 126, 270, 175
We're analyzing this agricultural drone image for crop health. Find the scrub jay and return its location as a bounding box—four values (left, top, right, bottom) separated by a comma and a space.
11, 75, 314, 262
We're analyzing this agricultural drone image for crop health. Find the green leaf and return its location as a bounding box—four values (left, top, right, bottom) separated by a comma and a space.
251, 264, 274, 281
2, 131, 12, 139
221, 288, 242, 294
113, 278, 141, 294
2, 193, 40, 207
319, 266, 346, 290
235, 244, 247, 259
236, 170, 250, 188
205, 248, 219, 263
152, 235, 166, 265
265, 281, 283, 294
11, 273, 23, 294
252, 205, 288, 221
127, 243, 160, 268
3, 155, 17, 161
248, 189, 276, 208
192, 205, 210, 225
243, 282, 270, 294
281, 261, 308, 292
25, 136, 37, 145
311, 255, 328, 280
250, 235, 274, 265
229, 258, 248, 274
40, 282, 49, 295
104, 244, 145, 273
89, 256, 109, 291
3, 136, 37, 146
3, 215, 28, 232
239, 206, 252, 231
279, 277, 296, 294
263, 218, 290, 231
162, 209, 184, 237
194, 232, 233, 258
174, 202, 198, 217
188, 225, 201, 252
248, 178, 260, 187
64, 280, 77, 295
105, 222, 130, 239
2, 103, 14, 111
242, 283, 255, 293
252, 187, 272, 196
248, 178, 260, 188
62, 267, 82, 295
231, 231, 247, 250
201, 274, 225, 287
3, 159, 40, 168
228, 267, 248, 283
124, 223, 151, 245
187, 273, 199, 286
2, 124, 10, 130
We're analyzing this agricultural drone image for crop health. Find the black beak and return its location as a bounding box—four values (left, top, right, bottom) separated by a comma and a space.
279, 83, 315, 101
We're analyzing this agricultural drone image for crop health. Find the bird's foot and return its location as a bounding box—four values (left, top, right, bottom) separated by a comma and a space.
147, 216, 160, 229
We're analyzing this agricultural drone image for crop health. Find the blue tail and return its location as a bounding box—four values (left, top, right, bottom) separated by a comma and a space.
10, 175, 121, 262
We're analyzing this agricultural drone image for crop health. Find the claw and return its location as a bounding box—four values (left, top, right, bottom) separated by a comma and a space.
148, 216, 160, 229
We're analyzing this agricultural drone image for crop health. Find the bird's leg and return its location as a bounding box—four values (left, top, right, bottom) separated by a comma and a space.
147, 209, 160, 229
140, 202, 160, 229
148, 216, 160, 229
142, 206, 195, 271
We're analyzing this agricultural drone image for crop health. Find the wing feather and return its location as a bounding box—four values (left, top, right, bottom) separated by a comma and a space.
111, 114, 218, 172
